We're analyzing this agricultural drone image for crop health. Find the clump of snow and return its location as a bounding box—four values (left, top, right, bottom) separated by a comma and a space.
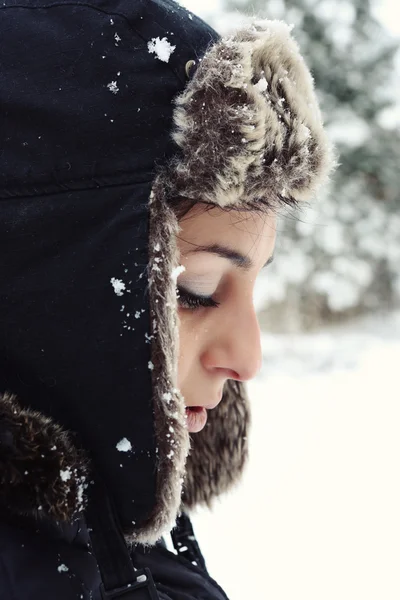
57, 564, 69, 573
116, 438, 132, 452
171, 265, 186, 282
148, 361, 154, 370
254, 76, 269, 93
253, 19, 294, 37
76, 479, 86, 510
110, 278, 125, 296
147, 37, 176, 63
153, 257, 162, 270
60, 468, 72, 482
107, 81, 119, 94
298, 123, 311, 142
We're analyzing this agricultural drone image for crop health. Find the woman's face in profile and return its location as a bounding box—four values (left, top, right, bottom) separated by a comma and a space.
176, 204, 276, 432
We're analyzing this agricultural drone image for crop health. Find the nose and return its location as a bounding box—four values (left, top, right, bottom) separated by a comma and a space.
201, 298, 262, 382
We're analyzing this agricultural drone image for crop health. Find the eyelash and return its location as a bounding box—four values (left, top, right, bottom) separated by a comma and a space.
177, 287, 220, 310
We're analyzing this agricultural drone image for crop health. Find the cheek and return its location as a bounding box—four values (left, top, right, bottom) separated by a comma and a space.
177, 310, 205, 386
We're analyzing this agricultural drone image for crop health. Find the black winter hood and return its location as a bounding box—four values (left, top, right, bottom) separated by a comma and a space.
0, 0, 335, 550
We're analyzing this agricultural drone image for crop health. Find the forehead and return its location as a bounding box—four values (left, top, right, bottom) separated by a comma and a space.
177, 205, 277, 263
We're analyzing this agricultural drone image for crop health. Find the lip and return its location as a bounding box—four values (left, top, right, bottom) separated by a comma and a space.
185, 407, 208, 433
184, 388, 224, 433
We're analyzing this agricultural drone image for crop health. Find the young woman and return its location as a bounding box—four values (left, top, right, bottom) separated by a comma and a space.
0, 0, 334, 598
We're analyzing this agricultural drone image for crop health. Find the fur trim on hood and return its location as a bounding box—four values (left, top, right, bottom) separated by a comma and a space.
160, 19, 336, 211
147, 19, 336, 526
0, 391, 88, 521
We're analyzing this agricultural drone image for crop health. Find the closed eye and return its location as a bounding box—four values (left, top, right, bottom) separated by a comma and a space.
177, 286, 220, 310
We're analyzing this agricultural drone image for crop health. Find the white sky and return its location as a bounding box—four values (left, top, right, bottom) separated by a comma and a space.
180, 0, 400, 36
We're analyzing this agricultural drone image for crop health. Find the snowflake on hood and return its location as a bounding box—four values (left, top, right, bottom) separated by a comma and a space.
147, 37, 176, 63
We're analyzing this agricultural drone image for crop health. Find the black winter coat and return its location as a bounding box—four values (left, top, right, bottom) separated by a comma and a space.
0, 514, 230, 599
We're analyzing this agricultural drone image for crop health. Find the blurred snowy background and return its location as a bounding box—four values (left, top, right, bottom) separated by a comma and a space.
177, 1, 400, 598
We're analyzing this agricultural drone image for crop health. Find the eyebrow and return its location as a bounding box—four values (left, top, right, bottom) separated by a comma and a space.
186, 243, 274, 271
